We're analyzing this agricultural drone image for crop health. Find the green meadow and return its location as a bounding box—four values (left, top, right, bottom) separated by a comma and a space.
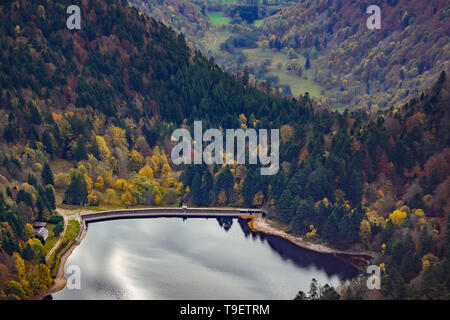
243, 47, 323, 98
209, 12, 231, 26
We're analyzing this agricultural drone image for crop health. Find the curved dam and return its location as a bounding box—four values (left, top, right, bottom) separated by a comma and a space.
80, 208, 263, 226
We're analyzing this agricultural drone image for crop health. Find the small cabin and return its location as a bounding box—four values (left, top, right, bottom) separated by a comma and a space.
35, 227, 49, 241
33, 222, 49, 241
32, 221, 47, 229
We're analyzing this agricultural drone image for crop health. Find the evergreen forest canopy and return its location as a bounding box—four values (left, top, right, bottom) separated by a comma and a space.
0, 0, 448, 299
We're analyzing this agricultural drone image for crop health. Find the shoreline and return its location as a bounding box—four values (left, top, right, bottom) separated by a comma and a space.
36, 208, 91, 300
38, 208, 377, 299
243, 215, 377, 265
36, 227, 88, 300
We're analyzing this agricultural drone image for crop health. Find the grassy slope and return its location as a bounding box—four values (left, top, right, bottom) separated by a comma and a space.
48, 220, 80, 276
243, 47, 323, 97
209, 11, 232, 26
253, 19, 264, 27
44, 224, 58, 254
207, 10, 323, 98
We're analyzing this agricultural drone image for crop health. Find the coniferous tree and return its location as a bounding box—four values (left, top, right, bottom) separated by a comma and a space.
42, 131, 54, 158
64, 171, 88, 205
3, 121, 17, 142
305, 56, 311, 70
201, 169, 214, 206
21, 243, 34, 261
42, 162, 54, 186
191, 173, 202, 207
45, 185, 56, 210
27, 174, 38, 188
277, 189, 294, 222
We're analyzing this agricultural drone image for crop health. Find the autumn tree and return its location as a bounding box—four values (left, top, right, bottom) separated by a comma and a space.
121, 191, 133, 207
22, 224, 35, 242
138, 164, 154, 179
217, 190, 227, 206
389, 210, 407, 227
94, 176, 104, 190
129, 149, 145, 172
359, 219, 371, 244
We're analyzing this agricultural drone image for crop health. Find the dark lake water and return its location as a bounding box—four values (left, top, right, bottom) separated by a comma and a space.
52, 217, 359, 299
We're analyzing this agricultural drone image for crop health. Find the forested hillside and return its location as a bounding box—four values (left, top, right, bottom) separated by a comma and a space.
0, 0, 312, 298
128, 0, 211, 48
260, 0, 450, 110
0, 0, 449, 299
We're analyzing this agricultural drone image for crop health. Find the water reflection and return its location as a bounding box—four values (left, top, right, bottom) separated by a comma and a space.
217, 217, 234, 231
236, 218, 357, 279
52, 217, 359, 300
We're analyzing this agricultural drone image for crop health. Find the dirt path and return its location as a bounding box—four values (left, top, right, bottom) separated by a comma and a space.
37, 238, 84, 299
37, 208, 93, 300
46, 208, 92, 261
45, 215, 68, 262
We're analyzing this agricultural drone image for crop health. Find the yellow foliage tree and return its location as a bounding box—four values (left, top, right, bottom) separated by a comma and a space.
359, 219, 371, 243
88, 193, 99, 206
414, 208, 425, 216
121, 191, 133, 207
138, 164, 154, 179
421, 253, 438, 273
37, 5, 46, 19
94, 176, 104, 190
78, 164, 88, 176
38, 264, 52, 290
154, 194, 161, 205
13, 253, 26, 281
280, 125, 294, 143
217, 190, 227, 206
105, 189, 117, 204
108, 126, 128, 150
399, 205, 410, 214
84, 174, 93, 191
129, 149, 144, 172
149, 146, 162, 176
161, 163, 171, 176
306, 226, 317, 239
96, 136, 110, 160
239, 113, 247, 124
54, 172, 70, 189
27, 238, 45, 258
23, 224, 35, 241
32, 162, 43, 173
389, 210, 407, 226
422, 194, 432, 205
252, 191, 264, 207
114, 179, 128, 191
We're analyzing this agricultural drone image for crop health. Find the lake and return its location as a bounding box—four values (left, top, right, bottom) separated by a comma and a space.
52, 217, 359, 299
